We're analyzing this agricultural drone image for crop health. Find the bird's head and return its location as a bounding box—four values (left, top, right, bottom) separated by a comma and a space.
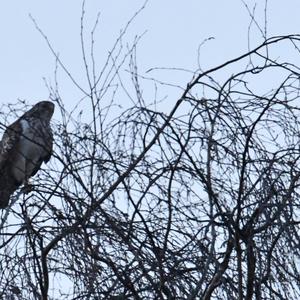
25, 101, 55, 122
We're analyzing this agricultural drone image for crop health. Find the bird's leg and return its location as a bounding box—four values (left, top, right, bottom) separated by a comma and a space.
22, 179, 33, 194
21, 164, 34, 194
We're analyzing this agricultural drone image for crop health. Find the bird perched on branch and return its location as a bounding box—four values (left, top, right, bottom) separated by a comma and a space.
0, 101, 55, 208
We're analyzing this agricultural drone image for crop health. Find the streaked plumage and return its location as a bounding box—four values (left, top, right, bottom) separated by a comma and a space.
0, 101, 54, 208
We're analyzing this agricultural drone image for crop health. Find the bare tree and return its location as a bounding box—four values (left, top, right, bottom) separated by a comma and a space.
1, 3, 300, 300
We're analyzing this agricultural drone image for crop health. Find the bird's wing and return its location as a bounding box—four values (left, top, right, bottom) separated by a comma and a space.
0, 120, 22, 170
30, 125, 53, 177
43, 129, 53, 164
0, 121, 22, 208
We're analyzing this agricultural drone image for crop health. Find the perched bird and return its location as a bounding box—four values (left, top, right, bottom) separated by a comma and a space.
0, 101, 55, 208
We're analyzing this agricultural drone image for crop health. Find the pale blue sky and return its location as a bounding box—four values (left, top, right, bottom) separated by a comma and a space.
0, 1, 299, 112
0, 2, 300, 297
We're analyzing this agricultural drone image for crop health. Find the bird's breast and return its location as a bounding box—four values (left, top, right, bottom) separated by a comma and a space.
19, 119, 46, 159
11, 119, 49, 183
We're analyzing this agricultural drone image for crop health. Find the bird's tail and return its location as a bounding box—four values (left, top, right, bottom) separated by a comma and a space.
0, 178, 19, 209
0, 191, 13, 208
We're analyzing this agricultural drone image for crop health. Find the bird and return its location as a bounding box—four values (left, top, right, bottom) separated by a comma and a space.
0, 101, 55, 208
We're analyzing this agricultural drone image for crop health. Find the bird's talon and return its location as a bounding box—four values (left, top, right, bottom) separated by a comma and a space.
21, 184, 34, 194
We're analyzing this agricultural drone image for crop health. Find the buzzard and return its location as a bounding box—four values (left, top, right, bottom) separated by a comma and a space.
0, 101, 55, 208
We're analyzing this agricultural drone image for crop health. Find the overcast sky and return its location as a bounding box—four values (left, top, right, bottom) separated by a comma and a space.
0, 0, 300, 115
